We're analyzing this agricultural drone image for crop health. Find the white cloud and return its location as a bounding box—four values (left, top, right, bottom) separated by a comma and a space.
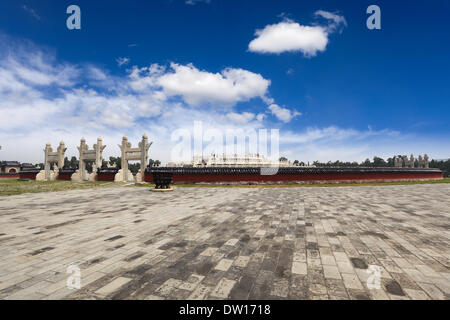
314, 10, 347, 32
2, 53, 78, 87
116, 57, 130, 67
256, 113, 266, 122
248, 12, 346, 57
0, 35, 277, 164
22, 5, 41, 21
248, 20, 328, 57
132, 62, 271, 107
268, 104, 301, 122
277, 126, 415, 163
226, 112, 255, 124
1, 33, 440, 166
185, 0, 211, 5
88, 66, 107, 80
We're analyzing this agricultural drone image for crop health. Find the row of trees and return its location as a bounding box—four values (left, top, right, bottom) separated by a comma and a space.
285, 156, 450, 177
429, 159, 450, 177
289, 156, 396, 168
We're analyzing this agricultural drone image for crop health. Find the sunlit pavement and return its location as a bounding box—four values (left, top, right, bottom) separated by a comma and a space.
0, 184, 449, 300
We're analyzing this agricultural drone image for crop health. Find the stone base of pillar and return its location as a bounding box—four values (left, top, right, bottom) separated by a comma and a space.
35, 170, 46, 181
114, 169, 135, 182
135, 170, 144, 183
88, 172, 98, 181
71, 169, 88, 182
50, 170, 58, 181
36, 169, 58, 181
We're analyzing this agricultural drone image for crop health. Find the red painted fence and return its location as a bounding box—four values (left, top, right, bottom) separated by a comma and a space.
144, 169, 443, 184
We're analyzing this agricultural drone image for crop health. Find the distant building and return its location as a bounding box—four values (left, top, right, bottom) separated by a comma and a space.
168, 154, 294, 167
0, 161, 21, 173
0, 161, 38, 173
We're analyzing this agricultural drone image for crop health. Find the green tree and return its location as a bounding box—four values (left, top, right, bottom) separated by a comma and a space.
148, 159, 161, 167
361, 158, 372, 167
109, 156, 121, 169
128, 162, 140, 174
85, 161, 93, 173
69, 156, 78, 169
63, 156, 78, 169
373, 156, 386, 167
429, 159, 450, 177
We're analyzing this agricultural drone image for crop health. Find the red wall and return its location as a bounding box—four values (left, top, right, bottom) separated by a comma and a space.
144, 171, 443, 184
19, 172, 39, 180
0, 173, 20, 179
57, 173, 73, 181
97, 173, 116, 181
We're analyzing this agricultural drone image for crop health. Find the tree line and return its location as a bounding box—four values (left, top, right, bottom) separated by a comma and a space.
285, 156, 450, 177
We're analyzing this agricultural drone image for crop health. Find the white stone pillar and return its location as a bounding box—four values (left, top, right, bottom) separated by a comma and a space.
44, 143, 52, 180
57, 141, 66, 169
78, 138, 87, 180
119, 136, 129, 181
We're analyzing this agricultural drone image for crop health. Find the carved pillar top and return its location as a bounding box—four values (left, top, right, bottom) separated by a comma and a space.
139, 133, 152, 170
57, 141, 66, 169
94, 137, 106, 168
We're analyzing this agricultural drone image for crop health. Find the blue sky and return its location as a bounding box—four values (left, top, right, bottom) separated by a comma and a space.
0, 0, 449, 164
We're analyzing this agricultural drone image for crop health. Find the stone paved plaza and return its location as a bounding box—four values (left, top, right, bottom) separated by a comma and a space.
0, 184, 449, 300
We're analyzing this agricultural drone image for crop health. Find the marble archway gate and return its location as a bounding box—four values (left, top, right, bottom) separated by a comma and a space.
71, 137, 106, 181
115, 134, 152, 183
36, 142, 66, 181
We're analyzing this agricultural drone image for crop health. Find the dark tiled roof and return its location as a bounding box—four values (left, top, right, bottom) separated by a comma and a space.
1, 161, 21, 167
20, 163, 36, 168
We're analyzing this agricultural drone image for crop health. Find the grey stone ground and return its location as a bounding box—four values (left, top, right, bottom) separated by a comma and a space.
0, 184, 449, 300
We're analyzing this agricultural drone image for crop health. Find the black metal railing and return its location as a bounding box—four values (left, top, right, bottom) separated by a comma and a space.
145, 166, 442, 175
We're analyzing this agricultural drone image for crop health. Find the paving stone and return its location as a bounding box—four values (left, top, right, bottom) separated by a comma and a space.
270, 278, 289, 298
404, 288, 430, 300
224, 239, 239, 246
417, 282, 446, 300
321, 255, 337, 266
214, 259, 234, 271
0, 184, 449, 300
337, 260, 355, 274
342, 273, 364, 290
233, 256, 250, 268
347, 289, 371, 300
291, 262, 307, 275
210, 278, 236, 299
95, 277, 132, 296
178, 274, 204, 291
368, 288, 390, 300
200, 247, 218, 257
187, 284, 213, 300
323, 265, 341, 280
384, 280, 405, 296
